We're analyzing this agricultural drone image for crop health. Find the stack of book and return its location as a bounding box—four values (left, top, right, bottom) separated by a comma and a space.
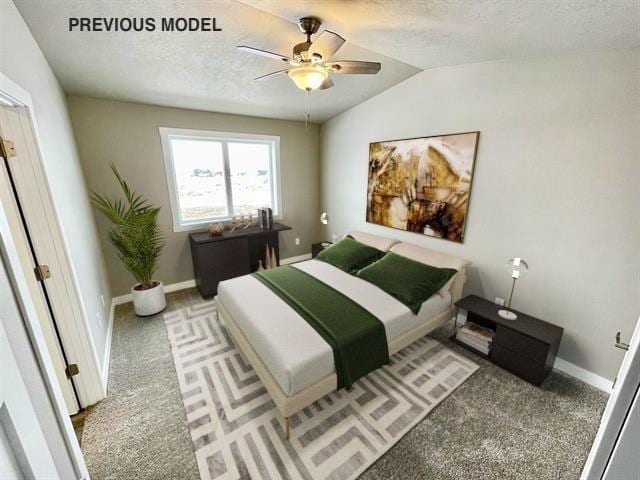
456, 322, 495, 355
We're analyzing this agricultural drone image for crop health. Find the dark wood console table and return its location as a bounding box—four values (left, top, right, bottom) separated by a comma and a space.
453, 295, 563, 386
189, 223, 291, 298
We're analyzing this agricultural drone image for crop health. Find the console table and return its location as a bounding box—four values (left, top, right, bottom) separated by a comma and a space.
189, 223, 291, 298
453, 295, 563, 386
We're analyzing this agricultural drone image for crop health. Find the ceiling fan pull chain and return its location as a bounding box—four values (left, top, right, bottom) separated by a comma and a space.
305, 90, 310, 131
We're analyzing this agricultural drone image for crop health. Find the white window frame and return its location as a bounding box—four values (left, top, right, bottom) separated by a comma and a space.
159, 127, 282, 232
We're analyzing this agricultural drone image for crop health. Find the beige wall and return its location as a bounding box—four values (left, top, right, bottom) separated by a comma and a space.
320, 48, 640, 381
68, 96, 321, 296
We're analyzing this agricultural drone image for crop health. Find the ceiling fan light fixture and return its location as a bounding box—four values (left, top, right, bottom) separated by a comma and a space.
288, 65, 328, 91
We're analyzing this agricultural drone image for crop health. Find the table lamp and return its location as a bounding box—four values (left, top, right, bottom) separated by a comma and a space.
498, 257, 529, 320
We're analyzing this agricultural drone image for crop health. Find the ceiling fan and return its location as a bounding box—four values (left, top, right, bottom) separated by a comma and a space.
238, 17, 381, 92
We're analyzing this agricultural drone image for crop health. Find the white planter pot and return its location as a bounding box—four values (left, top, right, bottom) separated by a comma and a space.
131, 281, 166, 317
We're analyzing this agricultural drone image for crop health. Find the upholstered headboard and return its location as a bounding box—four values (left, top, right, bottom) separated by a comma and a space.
389, 242, 471, 271
347, 231, 400, 252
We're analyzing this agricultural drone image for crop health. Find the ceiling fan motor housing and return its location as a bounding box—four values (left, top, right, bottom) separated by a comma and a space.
298, 17, 321, 37
295, 17, 322, 61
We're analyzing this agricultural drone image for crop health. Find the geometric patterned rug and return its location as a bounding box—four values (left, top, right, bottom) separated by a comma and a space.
164, 300, 478, 480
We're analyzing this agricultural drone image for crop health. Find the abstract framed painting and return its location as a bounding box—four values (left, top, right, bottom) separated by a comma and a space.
367, 131, 480, 243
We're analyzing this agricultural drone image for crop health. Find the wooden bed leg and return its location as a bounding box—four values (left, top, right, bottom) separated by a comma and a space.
284, 416, 291, 440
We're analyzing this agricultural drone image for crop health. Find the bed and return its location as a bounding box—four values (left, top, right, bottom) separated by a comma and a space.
215, 231, 471, 439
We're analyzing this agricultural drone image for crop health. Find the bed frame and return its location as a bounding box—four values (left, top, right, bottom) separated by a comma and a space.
213, 264, 468, 440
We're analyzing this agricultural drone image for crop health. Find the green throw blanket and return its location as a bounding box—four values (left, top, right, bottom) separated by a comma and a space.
253, 266, 389, 390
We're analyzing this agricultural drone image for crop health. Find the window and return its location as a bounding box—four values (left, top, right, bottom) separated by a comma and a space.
159, 128, 281, 231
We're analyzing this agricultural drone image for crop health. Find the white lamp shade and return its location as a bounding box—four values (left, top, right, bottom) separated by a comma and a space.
505, 257, 529, 279
288, 66, 328, 91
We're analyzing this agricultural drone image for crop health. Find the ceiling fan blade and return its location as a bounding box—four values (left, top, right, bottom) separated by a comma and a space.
318, 77, 334, 90
237, 45, 293, 64
308, 31, 345, 61
255, 69, 290, 81
326, 61, 381, 74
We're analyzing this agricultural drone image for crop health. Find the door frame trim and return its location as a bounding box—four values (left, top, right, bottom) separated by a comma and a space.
581, 318, 640, 478
1, 200, 88, 478
0, 71, 105, 406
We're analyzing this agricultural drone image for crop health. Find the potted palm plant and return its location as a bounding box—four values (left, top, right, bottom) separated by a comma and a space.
91, 164, 166, 317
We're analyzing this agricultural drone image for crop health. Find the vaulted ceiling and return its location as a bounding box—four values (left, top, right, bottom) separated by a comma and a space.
14, 0, 640, 122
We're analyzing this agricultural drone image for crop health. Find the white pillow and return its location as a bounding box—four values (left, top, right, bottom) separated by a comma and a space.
389, 242, 471, 271
347, 231, 400, 252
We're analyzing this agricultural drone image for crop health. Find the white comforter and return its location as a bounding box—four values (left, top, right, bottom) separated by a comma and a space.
216, 260, 451, 396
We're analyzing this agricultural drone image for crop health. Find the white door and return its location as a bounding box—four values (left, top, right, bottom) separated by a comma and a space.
0, 106, 79, 414
603, 385, 640, 479
0, 302, 59, 480
582, 317, 640, 479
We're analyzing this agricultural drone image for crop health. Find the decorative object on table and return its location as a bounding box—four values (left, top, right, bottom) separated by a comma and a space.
265, 244, 272, 269
270, 246, 278, 268
366, 131, 480, 243
228, 216, 252, 233
453, 295, 563, 385
257, 260, 265, 272
91, 164, 166, 317
229, 216, 238, 233
455, 322, 495, 355
208, 222, 224, 236
257, 207, 274, 229
265, 208, 273, 228
320, 212, 329, 225
498, 257, 529, 320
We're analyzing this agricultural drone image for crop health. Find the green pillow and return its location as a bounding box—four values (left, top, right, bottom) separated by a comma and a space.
357, 252, 457, 314
316, 237, 385, 274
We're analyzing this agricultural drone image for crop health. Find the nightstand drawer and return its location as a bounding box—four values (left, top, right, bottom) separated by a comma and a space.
495, 325, 548, 364
490, 344, 546, 385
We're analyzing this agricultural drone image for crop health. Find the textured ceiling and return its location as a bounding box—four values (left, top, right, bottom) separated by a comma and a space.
241, 0, 640, 70
13, 0, 420, 122
14, 0, 640, 122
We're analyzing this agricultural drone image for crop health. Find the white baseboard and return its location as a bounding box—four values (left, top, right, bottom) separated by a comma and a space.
164, 278, 196, 293
112, 292, 131, 306
553, 357, 613, 393
101, 300, 115, 394
112, 279, 197, 306
280, 253, 312, 265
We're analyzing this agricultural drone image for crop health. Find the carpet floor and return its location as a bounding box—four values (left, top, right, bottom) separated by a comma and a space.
81, 288, 607, 479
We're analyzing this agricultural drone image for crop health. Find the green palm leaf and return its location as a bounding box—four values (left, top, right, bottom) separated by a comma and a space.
91, 164, 164, 288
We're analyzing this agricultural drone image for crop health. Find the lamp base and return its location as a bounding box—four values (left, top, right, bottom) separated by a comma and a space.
498, 309, 518, 320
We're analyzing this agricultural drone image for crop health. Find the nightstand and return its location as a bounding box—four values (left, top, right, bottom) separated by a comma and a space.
311, 241, 332, 258
453, 295, 563, 386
